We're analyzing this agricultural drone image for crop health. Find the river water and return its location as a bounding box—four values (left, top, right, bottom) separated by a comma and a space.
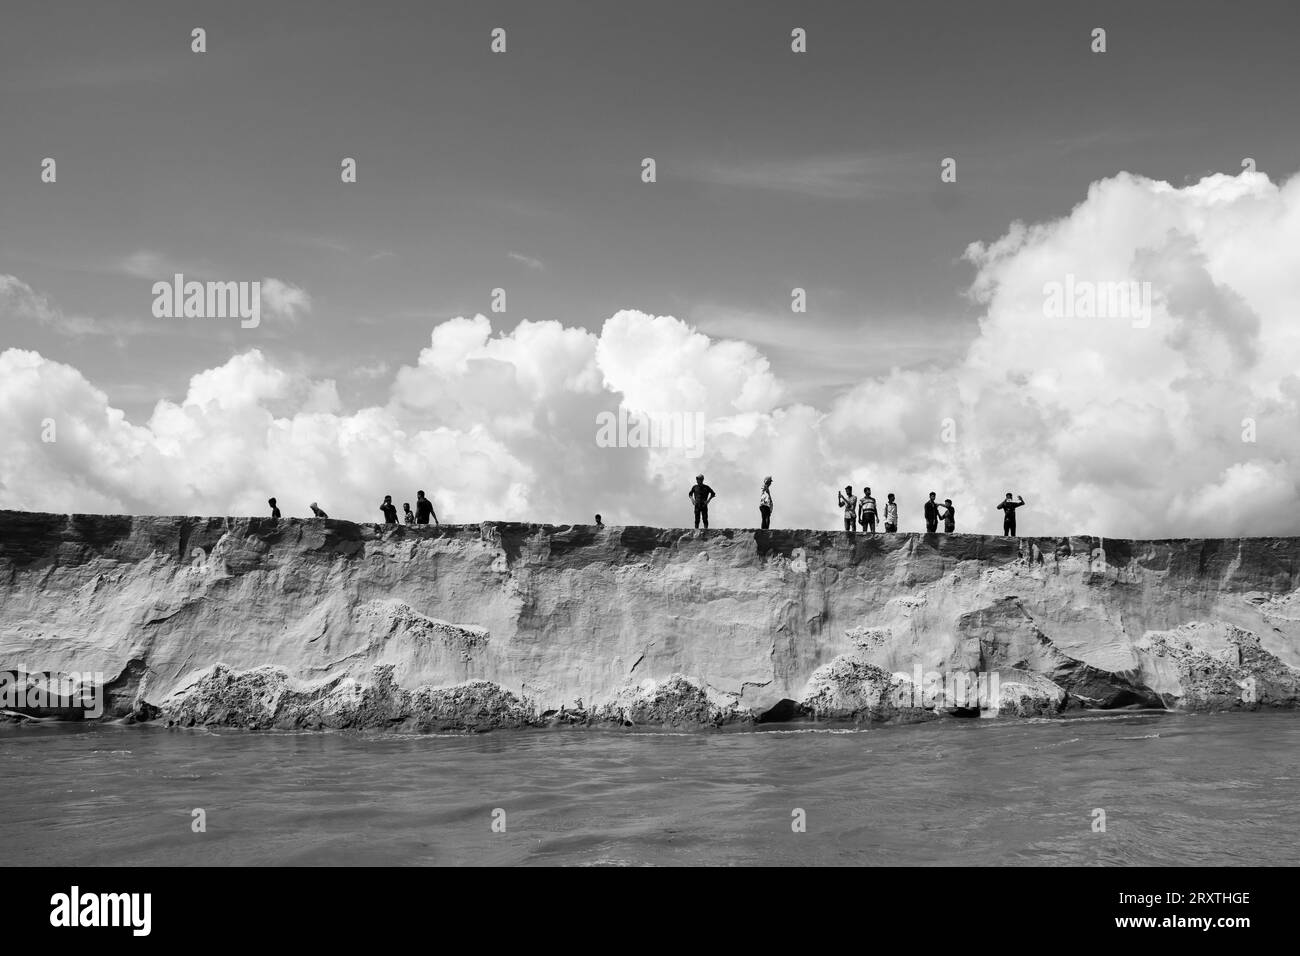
2, 711, 1296, 866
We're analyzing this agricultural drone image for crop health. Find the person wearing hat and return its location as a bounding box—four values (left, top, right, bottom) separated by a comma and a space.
759, 477, 773, 529
688, 473, 716, 529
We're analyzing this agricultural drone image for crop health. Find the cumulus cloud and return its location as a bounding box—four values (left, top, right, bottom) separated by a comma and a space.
2, 170, 1299, 535
259, 278, 311, 321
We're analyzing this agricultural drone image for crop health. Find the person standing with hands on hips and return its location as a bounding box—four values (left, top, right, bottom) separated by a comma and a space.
689, 474, 716, 529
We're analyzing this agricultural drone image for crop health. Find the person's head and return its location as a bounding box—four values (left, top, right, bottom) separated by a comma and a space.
1005, 492, 1013, 500
417, 490, 426, 499
887, 493, 895, 502
268, 497, 276, 506
863, 487, 871, 495
310, 501, 318, 509
595, 513, 602, 523
845, 485, 853, 494
696, 474, 704, 482
945, 498, 952, 506
763, 476, 772, 487
929, 492, 936, 500
384, 495, 392, 503
404, 503, 412, 511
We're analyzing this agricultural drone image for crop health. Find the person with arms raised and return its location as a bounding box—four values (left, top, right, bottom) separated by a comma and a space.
997, 493, 1025, 536
838, 485, 858, 532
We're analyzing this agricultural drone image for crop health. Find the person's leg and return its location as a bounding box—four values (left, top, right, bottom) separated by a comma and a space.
866, 514, 876, 532
701, 506, 708, 529
694, 504, 702, 529
760, 506, 770, 529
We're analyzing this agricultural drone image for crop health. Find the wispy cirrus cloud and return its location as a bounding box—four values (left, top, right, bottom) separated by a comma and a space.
0, 274, 150, 338
688, 154, 900, 200
508, 251, 545, 271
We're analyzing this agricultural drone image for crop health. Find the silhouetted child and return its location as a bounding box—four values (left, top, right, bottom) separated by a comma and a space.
940, 498, 956, 533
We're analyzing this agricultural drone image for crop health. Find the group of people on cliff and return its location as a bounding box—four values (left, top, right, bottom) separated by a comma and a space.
690, 477, 1024, 536
835, 486, 1025, 536
266, 493, 439, 526
687, 473, 1025, 535
379, 492, 439, 526
268, 478, 1025, 536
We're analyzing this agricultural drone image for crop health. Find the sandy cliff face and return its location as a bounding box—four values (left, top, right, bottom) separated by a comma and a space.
1, 512, 1298, 731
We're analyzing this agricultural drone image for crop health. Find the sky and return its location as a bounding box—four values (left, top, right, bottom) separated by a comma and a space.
3, 0, 1300, 535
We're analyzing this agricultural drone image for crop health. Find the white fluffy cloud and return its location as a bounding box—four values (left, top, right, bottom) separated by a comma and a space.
259, 278, 311, 322
2, 170, 1299, 535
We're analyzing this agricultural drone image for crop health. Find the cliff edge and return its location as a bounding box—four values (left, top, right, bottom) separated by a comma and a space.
2, 511, 1299, 731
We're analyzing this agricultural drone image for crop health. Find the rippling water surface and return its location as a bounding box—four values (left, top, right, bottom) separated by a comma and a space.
3, 711, 1297, 866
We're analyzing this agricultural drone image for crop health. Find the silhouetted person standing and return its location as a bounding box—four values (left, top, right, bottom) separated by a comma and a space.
940, 498, 956, 533
415, 490, 439, 526
859, 486, 877, 533
595, 514, 604, 528
689, 474, 716, 529
380, 495, 398, 524
403, 503, 415, 525
998, 493, 1025, 536
884, 493, 898, 533
309, 502, 328, 518
838, 485, 858, 532
268, 497, 281, 519
924, 492, 939, 533
759, 476, 773, 529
